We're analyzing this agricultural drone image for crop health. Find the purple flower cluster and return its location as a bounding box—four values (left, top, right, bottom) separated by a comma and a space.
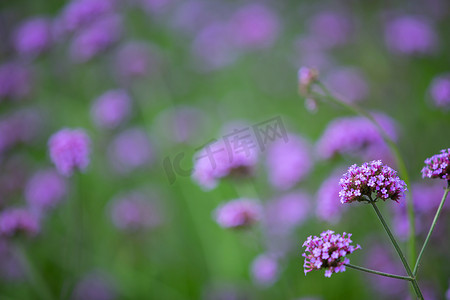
214, 198, 262, 229
316, 114, 397, 161
13, 17, 53, 58
91, 89, 131, 129
429, 74, 450, 108
421, 148, 450, 180
0, 208, 40, 237
25, 169, 67, 212
339, 160, 407, 204
302, 230, 360, 278
48, 128, 91, 177
266, 134, 312, 191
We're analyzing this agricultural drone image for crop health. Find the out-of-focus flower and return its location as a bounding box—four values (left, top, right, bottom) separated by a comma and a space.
339, 160, 407, 204
109, 191, 162, 232
0, 208, 40, 237
192, 139, 258, 190
171, 1, 217, 35
324, 67, 369, 103
250, 254, 279, 286
298, 67, 318, 95
114, 42, 157, 81
265, 191, 310, 232
428, 74, 450, 108
214, 198, 262, 229
421, 148, 450, 180
365, 244, 407, 297
384, 16, 437, 55
308, 11, 352, 49
72, 272, 117, 300
229, 4, 279, 50
108, 128, 154, 174
316, 173, 346, 223
302, 230, 360, 277
70, 15, 122, 62
13, 17, 52, 58
316, 114, 397, 161
266, 134, 312, 191
0, 239, 25, 281
25, 169, 67, 212
203, 284, 249, 300
91, 89, 131, 129
140, 0, 173, 14
191, 22, 238, 70
0, 62, 33, 100
48, 128, 91, 177
61, 0, 115, 33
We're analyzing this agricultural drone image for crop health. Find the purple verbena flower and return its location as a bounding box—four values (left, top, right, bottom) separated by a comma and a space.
91, 89, 131, 129
0, 62, 33, 100
109, 191, 162, 232
229, 3, 280, 50
250, 254, 279, 286
114, 42, 157, 81
266, 134, 312, 190
192, 139, 258, 190
48, 128, 91, 177
25, 169, 67, 212
385, 15, 437, 55
298, 66, 318, 95
428, 74, 450, 108
316, 173, 346, 223
421, 148, 450, 180
214, 198, 262, 229
324, 67, 369, 103
13, 17, 52, 58
70, 14, 122, 62
108, 128, 154, 174
302, 230, 360, 277
0, 208, 40, 237
339, 160, 407, 204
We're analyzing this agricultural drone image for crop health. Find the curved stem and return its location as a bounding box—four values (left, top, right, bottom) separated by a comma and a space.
312, 82, 417, 265
413, 182, 450, 276
344, 263, 412, 281
370, 201, 423, 299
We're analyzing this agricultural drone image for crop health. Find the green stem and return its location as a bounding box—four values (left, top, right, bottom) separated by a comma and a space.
313, 81, 417, 265
15, 244, 54, 300
370, 201, 423, 299
344, 263, 412, 281
413, 182, 450, 276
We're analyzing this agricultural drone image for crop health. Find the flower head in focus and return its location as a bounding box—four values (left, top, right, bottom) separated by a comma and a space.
421, 148, 450, 180
214, 198, 262, 229
339, 160, 407, 204
302, 230, 360, 277
48, 128, 91, 177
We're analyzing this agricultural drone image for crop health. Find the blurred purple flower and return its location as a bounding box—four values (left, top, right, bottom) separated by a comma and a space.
250, 254, 279, 286
140, 0, 173, 14
61, 0, 115, 33
109, 191, 162, 232
302, 230, 360, 277
115, 42, 157, 81
0, 239, 25, 281
191, 22, 238, 70
70, 14, 122, 63
266, 134, 312, 190
108, 128, 154, 174
308, 11, 352, 49
214, 198, 262, 229
91, 89, 131, 129
72, 272, 117, 300
385, 16, 437, 55
316, 114, 397, 161
324, 67, 369, 103
339, 160, 407, 204
421, 148, 450, 180
192, 140, 258, 190
428, 74, 450, 108
171, 1, 217, 35
0, 208, 40, 237
0, 62, 33, 100
316, 173, 346, 223
13, 17, 52, 58
25, 169, 67, 212
265, 191, 310, 232
229, 4, 280, 50
48, 128, 91, 177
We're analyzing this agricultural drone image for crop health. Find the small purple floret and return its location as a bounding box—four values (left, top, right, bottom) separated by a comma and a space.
421, 148, 450, 180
